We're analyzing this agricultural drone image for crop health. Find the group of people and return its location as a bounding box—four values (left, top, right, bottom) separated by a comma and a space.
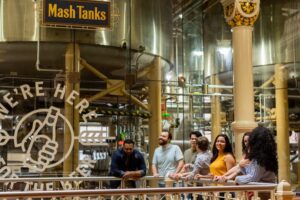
109, 126, 278, 191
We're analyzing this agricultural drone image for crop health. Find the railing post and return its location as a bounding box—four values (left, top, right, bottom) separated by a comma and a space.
165, 176, 174, 200
276, 180, 295, 200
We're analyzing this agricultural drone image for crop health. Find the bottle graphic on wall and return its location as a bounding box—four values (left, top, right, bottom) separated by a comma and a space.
23, 106, 60, 172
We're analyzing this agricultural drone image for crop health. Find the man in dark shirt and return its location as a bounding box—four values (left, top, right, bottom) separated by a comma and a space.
109, 139, 147, 188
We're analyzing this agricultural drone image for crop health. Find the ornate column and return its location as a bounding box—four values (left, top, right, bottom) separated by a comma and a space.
220, 0, 259, 161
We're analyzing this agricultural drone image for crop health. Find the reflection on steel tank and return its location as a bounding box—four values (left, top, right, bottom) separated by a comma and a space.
0, 0, 173, 76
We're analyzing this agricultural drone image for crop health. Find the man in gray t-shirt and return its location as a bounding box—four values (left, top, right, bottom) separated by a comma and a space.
152, 130, 184, 185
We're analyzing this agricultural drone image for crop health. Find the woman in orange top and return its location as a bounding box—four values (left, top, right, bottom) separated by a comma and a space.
209, 134, 235, 177
214, 132, 251, 182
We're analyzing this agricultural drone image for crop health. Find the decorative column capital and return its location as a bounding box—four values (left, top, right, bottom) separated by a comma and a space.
220, 0, 260, 27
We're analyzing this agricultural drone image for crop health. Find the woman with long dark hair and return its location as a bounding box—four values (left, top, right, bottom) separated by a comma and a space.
208, 134, 235, 177
242, 132, 251, 155
214, 132, 251, 182
235, 126, 278, 184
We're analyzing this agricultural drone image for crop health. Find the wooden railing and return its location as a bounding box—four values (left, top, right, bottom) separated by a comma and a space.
0, 176, 294, 200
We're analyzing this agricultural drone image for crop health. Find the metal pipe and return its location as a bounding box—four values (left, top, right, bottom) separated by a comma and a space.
263, 95, 266, 122
254, 76, 275, 95
122, 89, 148, 111
33, 0, 62, 73
254, 102, 273, 115
259, 94, 262, 122
163, 92, 233, 97
255, 115, 276, 121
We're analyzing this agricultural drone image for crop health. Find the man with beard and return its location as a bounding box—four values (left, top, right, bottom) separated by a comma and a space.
152, 130, 184, 187
109, 139, 147, 188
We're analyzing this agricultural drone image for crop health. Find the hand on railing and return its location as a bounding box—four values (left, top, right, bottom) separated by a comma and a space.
194, 173, 213, 180
181, 163, 192, 173
167, 172, 181, 181
213, 175, 227, 183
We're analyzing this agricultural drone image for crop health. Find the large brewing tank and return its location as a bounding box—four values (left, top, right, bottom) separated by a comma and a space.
0, 0, 173, 79
203, 0, 300, 83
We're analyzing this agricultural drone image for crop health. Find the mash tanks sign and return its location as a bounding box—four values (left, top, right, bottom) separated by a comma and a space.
42, 0, 111, 29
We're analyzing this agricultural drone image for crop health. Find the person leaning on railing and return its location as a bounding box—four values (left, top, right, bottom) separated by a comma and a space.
109, 139, 147, 188
152, 130, 184, 187
215, 127, 277, 185
180, 136, 212, 181
215, 126, 278, 200
198, 134, 235, 200
235, 126, 278, 185
180, 136, 212, 200
214, 132, 251, 182
200, 134, 235, 180
182, 131, 203, 173
167, 136, 212, 190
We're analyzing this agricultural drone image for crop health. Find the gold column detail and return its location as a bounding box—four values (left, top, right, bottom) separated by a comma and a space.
220, 0, 260, 161
275, 64, 290, 183
221, 0, 260, 27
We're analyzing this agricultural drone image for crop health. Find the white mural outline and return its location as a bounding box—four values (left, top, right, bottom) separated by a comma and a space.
0, 81, 114, 191
14, 106, 74, 171
0, 129, 12, 146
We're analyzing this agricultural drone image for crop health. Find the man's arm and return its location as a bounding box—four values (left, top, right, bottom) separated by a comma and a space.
138, 152, 147, 177
175, 145, 184, 174
109, 151, 125, 177
122, 170, 143, 179
175, 159, 184, 174
152, 164, 159, 177
123, 153, 147, 179
151, 149, 159, 177
168, 159, 184, 180
188, 155, 203, 179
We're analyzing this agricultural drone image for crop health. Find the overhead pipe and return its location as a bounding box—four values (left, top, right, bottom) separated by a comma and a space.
255, 115, 276, 121
33, 0, 62, 72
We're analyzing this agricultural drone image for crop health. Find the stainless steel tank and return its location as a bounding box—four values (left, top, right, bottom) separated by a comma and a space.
0, 0, 173, 78
203, 0, 300, 82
